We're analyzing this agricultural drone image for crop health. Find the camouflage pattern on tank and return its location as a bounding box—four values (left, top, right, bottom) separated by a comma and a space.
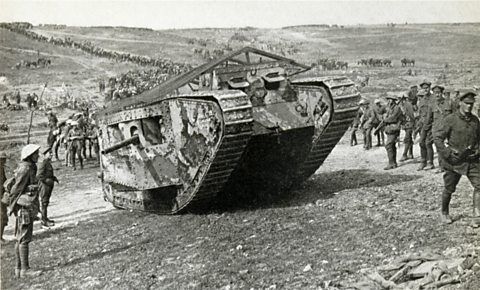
96, 47, 360, 214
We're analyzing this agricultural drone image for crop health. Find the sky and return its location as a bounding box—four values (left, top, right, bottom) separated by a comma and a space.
0, 0, 479, 29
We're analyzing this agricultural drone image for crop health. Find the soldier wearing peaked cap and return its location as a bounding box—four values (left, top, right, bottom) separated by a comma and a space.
431, 84, 454, 173
36, 147, 58, 228
434, 92, 480, 225
383, 95, 403, 170
408, 85, 418, 106
7, 144, 42, 278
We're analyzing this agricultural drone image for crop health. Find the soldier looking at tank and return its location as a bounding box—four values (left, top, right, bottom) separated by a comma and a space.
399, 95, 415, 161
382, 96, 403, 170
416, 89, 435, 171
433, 92, 480, 225
36, 147, 58, 228
7, 144, 42, 278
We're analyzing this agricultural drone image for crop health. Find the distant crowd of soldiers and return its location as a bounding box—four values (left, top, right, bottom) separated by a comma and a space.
2, 90, 40, 110
101, 68, 170, 101
0, 22, 192, 76
46, 109, 100, 171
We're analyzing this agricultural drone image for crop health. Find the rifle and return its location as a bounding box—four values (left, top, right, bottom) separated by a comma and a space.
372, 120, 385, 135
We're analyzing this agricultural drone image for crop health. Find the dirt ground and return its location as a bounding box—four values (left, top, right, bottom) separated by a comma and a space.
1, 23, 480, 289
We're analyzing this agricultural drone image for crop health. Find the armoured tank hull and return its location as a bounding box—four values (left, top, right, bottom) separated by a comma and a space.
97, 47, 360, 214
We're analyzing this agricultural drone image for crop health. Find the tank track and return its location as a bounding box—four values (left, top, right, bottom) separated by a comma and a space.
171, 91, 254, 213
291, 77, 361, 184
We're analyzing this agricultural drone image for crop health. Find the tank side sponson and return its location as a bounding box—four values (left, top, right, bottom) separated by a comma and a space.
291, 76, 361, 184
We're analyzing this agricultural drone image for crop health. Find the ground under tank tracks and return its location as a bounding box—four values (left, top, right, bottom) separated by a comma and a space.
291, 77, 361, 184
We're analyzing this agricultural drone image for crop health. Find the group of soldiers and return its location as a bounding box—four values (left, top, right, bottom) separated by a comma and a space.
1, 22, 192, 76
352, 81, 480, 225
46, 109, 100, 170
2, 91, 40, 110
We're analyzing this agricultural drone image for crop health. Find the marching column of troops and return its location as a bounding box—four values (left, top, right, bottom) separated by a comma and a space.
351, 82, 480, 225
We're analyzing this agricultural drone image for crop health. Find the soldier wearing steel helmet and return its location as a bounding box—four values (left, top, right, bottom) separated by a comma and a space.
67, 121, 84, 170
7, 144, 42, 278
399, 95, 415, 161
382, 95, 403, 170
373, 99, 386, 146
433, 92, 480, 225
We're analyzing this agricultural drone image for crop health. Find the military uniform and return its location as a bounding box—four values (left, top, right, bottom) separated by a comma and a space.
9, 144, 41, 278
433, 92, 480, 224
417, 89, 435, 170
359, 103, 374, 150
68, 123, 84, 170
0, 153, 7, 242
36, 148, 57, 226
383, 96, 403, 170
400, 96, 415, 160
350, 109, 361, 146
431, 85, 454, 171
373, 101, 386, 146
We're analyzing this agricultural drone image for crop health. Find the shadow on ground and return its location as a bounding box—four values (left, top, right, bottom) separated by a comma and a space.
191, 169, 422, 214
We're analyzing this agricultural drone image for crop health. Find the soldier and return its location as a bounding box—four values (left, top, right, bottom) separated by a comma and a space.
46, 111, 58, 129
399, 95, 415, 161
431, 85, 454, 173
350, 106, 361, 146
373, 99, 386, 146
433, 92, 480, 225
87, 124, 100, 163
68, 121, 84, 170
383, 96, 403, 170
0, 152, 8, 243
419, 81, 432, 94
359, 100, 374, 150
62, 120, 73, 166
416, 89, 435, 170
408, 85, 418, 107
36, 147, 58, 228
7, 144, 42, 278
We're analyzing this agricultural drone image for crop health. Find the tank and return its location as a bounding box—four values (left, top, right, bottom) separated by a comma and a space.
96, 47, 360, 214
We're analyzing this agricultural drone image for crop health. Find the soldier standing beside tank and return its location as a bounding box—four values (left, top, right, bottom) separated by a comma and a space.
416, 89, 435, 170
68, 121, 84, 170
7, 144, 42, 278
359, 100, 374, 150
433, 92, 480, 225
382, 96, 403, 170
373, 99, 386, 146
0, 152, 8, 243
350, 106, 361, 146
399, 95, 415, 161
36, 147, 57, 228
431, 85, 454, 173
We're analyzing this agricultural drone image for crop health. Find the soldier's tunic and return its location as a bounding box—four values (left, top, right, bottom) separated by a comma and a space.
360, 106, 374, 149
418, 97, 434, 166
383, 103, 403, 167
9, 160, 39, 272
434, 111, 480, 216
36, 158, 56, 221
373, 104, 386, 145
432, 97, 454, 168
400, 100, 415, 158
350, 109, 362, 146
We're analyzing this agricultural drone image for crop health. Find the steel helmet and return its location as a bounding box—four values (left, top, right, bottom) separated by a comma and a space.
21, 144, 40, 160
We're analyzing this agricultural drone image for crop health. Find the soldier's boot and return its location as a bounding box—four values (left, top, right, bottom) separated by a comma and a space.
41, 206, 55, 227
0, 222, 5, 243
384, 149, 397, 170
424, 161, 435, 170
417, 161, 426, 171
79, 157, 84, 170
441, 190, 453, 224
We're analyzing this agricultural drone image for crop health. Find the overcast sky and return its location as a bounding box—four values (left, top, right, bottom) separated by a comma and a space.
1, 0, 479, 29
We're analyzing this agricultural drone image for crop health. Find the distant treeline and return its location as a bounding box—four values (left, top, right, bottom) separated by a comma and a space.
282, 24, 343, 29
